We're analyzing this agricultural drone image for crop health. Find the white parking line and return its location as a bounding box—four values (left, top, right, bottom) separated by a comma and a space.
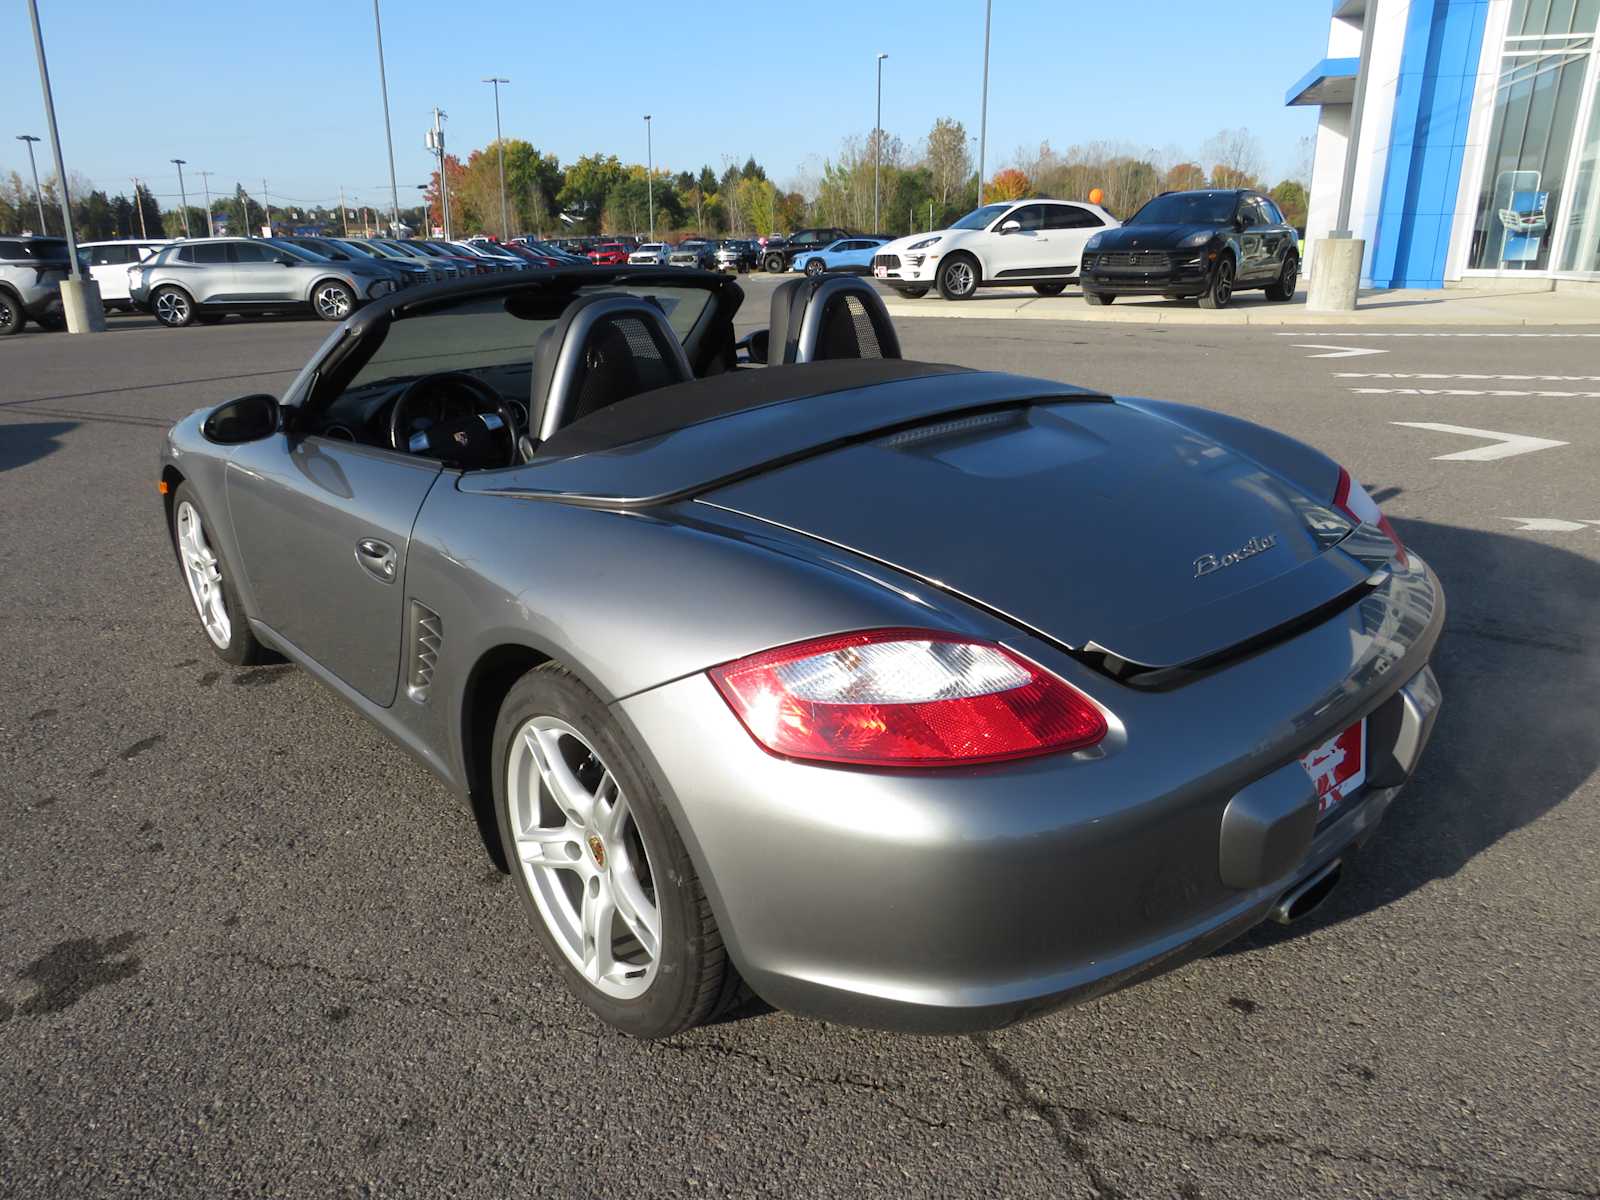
1336, 372, 1600, 381
1352, 388, 1600, 397
1502, 517, 1600, 532
1293, 343, 1388, 358
1273, 331, 1600, 337
1390, 421, 1570, 461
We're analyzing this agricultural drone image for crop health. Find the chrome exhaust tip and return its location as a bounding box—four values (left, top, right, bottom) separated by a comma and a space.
1270, 859, 1343, 925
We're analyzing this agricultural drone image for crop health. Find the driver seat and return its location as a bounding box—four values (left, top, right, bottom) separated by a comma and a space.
526, 293, 693, 450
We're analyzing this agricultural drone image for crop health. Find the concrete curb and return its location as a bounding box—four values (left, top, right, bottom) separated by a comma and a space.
878, 290, 1600, 328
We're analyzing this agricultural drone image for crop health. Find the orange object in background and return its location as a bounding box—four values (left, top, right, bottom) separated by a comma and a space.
1088, 187, 1104, 205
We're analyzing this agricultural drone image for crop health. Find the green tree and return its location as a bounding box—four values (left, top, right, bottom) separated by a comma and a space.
558, 153, 625, 231
925, 118, 972, 212
1269, 179, 1309, 229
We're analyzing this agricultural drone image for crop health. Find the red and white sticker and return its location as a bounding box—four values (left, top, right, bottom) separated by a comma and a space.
1300, 719, 1367, 815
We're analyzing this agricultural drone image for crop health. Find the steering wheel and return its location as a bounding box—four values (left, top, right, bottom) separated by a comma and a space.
389, 371, 520, 468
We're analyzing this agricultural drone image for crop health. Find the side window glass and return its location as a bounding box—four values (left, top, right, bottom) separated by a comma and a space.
1010, 205, 1046, 231
1262, 199, 1286, 226
193, 243, 229, 265
233, 242, 271, 264
175, 246, 197, 264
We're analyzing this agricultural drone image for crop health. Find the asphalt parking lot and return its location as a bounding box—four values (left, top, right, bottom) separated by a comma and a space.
3, 277, 1597, 1199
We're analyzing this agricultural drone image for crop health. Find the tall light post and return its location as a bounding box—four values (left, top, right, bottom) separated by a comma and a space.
874, 53, 888, 233
16, 135, 47, 232
196, 169, 215, 236
426, 108, 451, 238
373, 0, 402, 236
977, 0, 992, 205
483, 77, 510, 239
171, 158, 191, 237
26, 0, 101, 331
643, 114, 654, 240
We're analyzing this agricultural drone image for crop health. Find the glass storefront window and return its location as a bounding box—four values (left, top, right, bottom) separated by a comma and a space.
1557, 72, 1600, 270
1468, 0, 1599, 270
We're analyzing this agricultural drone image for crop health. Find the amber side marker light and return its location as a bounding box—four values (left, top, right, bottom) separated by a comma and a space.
157, 480, 169, 495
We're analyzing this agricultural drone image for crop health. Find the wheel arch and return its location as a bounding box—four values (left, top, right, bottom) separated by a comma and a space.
306, 274, 356, 304
457, 640, 554, 871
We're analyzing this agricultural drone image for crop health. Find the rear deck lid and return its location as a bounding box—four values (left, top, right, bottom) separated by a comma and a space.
702, 400, 1370, 669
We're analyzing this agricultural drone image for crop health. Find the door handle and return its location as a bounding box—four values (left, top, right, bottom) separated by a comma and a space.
355, 537, 397, 583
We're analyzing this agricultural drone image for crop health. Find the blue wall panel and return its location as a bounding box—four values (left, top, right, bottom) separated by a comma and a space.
1368, 0, 1490, 288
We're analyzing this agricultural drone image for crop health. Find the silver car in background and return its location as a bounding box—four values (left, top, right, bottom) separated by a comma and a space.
628, 242, 669, 265
347, 237, 457, 283
668, 240, 716, 268
129, 237, 400, 327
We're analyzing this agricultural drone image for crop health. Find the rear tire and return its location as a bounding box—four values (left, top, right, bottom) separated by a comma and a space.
0, 292, 23, 335
1083, 291, 1114, 306
937, 253, 980, 300
763, 253, 785, 273
169, 483, 270, 666
1198, 256, 1235, 309
1265, 253, 1299, 301
1032, 281, 1067, 297
152, 285, 195, 328
805, 257, 826, 277
493, 664, 745, 1038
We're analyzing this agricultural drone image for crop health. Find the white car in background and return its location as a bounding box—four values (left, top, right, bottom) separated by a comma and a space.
80, 238, 172, 310
870, 199, 1118, 300
628, 243, 670, 266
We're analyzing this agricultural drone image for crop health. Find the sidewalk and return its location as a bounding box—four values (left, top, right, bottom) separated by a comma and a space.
878, 284, 1600, 327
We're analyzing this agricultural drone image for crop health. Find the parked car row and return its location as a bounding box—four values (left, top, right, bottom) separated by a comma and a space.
870, 187, 1300, 308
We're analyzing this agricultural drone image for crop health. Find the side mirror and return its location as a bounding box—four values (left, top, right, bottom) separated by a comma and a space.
1234, 215, 1250, 232
737, 328, 769, 366
998, 219, 1022, 235
203, 393, 279, 444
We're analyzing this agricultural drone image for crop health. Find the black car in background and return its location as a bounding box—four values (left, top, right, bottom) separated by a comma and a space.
1079, 189, 1299, 309
761, 227, 854, 273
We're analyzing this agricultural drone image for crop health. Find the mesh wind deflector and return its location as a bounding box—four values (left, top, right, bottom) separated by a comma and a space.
569, 314, 683, 425
816, 294, 882, 361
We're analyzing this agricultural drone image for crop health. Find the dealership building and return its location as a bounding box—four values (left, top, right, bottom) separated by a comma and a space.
1289, 0, 1600, 288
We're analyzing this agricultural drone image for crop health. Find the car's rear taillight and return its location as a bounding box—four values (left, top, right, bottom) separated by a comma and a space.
707, 629, 1108, 768
1333, 467, 1407, 566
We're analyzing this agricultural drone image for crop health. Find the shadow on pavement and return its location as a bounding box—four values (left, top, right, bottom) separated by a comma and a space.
1221, 515, 1599, 954
0, 420, 78, 472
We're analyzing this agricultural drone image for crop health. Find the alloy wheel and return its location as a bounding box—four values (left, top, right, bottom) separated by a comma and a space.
1215, 260, 1234, 305
944, 260, 976, 297
315, 285, 353, 320
506, 716, 661, 1000
1281, 258, 1298, 295
155, 290, 190, 326
175, 500, 231, 648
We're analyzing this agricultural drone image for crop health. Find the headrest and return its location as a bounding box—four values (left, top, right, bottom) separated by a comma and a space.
529, 293, 693, 441
766, 276, 901, 365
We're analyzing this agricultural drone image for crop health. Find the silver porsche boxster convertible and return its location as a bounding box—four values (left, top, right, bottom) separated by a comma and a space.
160, 267, 1444, 1037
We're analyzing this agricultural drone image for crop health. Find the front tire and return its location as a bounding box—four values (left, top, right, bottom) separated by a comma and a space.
937, 253, 980, 300
152, 285, 195, 328
312, 280, 355, 322
1198, 256, 1235, 309
1083, 290, 1114, 306
763, 253, 785, 273
169, 483, 269, 665
493, 664, 743, 1038
1265, 253, 1299, 301
0, 292, 22, 335
1032, 281, 1067, 297
804, 258, 826, 277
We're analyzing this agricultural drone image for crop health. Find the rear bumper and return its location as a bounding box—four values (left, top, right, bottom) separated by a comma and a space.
616, 554, 1444, 1033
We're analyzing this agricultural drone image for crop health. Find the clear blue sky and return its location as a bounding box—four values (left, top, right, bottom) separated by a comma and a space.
3, 0, 1328, 213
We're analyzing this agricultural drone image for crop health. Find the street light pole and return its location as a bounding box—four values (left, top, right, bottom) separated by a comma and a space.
977, 0, 991, 205
26, 0, 101, 332
16, 135, 47, 232
196, 169, 215, 236
874, 53, 889, 233
171, 159, 190, 237
373, 0, 402, 237
643, 114, 654, 240
261, 179, 272, 237
483, 77, 510, 240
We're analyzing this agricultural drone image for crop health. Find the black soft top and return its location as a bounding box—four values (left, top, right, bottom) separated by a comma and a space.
539, 360, 967, 458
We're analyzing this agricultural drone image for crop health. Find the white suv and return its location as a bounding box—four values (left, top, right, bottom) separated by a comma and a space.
80, 239, 173, 310
871, 199, 1118, 300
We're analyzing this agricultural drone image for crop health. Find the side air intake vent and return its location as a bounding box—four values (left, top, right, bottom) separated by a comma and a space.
407, 601, 443, 702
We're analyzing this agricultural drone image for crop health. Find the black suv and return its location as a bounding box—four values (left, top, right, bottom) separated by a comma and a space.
1079, 189, 1298, 310
761, 227, 853, 273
